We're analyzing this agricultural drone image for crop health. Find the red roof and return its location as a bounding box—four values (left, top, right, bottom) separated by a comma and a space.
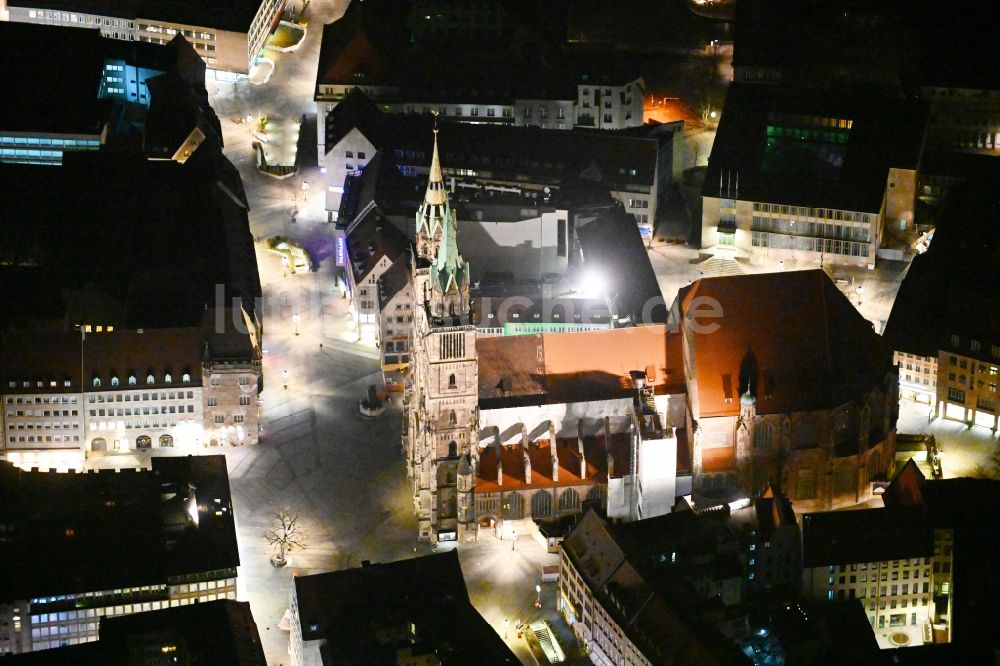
678, 270, 890, 418
477, 324, 685, 406
475, 431, 634, 493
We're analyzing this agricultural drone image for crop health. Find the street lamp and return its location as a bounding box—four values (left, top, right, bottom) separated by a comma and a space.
293, 312, 300, 336
535, 584, 541, 608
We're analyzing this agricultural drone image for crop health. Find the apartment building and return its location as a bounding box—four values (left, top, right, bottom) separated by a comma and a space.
559, 509, 750, 665
701, 85, 926, 267
376, 258, 414, 371
0, 456, 239, 655
884, 175, 999, 429
1, 0, 285, 75
894, 351, 938, 405
802, 509, 947, 649
343, 205, 411, 344
321, 89, 658, 228
801, 461, 960, 649
935, 335, 1000, 429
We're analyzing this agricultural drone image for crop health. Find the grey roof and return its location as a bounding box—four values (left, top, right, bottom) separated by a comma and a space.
376, 254, 412, 308
346, 206, 412, 283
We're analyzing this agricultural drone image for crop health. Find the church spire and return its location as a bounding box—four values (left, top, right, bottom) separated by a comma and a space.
415, 115, 450, 260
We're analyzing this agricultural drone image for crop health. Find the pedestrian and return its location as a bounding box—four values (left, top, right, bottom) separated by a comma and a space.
319, 343, 323, 350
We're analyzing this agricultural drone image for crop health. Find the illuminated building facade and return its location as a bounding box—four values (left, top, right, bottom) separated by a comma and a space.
701, 85, 926, 267
0, 456, 239, 655
1, 0, 285, 75
800, 463, 956, 649
1, 323, 260, 469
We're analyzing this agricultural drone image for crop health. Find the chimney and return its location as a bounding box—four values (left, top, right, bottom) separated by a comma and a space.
523, 443, 532, 484
549, 421, 558, 483
495, 439, 503, 486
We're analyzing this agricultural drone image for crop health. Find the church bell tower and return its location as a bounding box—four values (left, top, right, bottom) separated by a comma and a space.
405, 123, 478, 543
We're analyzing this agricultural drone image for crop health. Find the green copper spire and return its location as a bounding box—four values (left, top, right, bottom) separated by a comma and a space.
433, 207, 468, 293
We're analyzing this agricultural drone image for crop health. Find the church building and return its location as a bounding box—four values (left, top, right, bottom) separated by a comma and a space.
404, 130, 898, 543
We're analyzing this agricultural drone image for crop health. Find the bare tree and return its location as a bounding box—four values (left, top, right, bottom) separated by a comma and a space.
265, 511, 307, 567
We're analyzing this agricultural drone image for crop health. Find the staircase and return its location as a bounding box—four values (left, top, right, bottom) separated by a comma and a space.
696, 255, 747, 278
530, 621, 564, 663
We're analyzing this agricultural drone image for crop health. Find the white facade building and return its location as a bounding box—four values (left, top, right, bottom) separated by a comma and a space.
0, 0, 285, 74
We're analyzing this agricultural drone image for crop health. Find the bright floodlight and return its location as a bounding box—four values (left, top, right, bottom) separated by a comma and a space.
579, 270, 604, 296
187, 496, 200, 526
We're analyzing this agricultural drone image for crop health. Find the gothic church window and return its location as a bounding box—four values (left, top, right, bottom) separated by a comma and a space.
558, 488, 581, 512
754, 421, 775, 450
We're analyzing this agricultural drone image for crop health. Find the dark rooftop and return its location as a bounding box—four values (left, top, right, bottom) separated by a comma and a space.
345, 206, 412, 283
883, 177, 1000, 361
0, 456, 239, 601
293, 551, 517, 664
703, 84, 926, 212
323, 92, 657, 189
801, 507, 933, 568
0, 23, 110, 135
98, 599, 265, 665
561, 509, 751, 666
0, 147, 259, 331
376, 255, 412, 309
315, 1, 637, 102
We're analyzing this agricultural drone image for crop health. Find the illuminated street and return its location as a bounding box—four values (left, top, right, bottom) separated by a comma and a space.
897, 398, 1000, 479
